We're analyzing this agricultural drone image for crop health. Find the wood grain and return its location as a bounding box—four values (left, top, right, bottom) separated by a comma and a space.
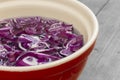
78, 0, 120, 80
79, 0, 109, 15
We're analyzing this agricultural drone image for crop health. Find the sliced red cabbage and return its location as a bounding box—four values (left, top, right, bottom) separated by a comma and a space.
0, 16, 84, 66
16, 52, 59, 66
0, 44, 8, 59
60, 35, 83, 56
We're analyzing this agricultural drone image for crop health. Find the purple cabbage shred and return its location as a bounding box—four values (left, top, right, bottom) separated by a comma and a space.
0, 16, 83, 66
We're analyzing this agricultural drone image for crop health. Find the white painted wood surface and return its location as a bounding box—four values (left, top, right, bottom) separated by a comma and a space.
78, 0, 120, 80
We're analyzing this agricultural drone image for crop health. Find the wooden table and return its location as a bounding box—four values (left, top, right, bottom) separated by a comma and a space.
78, 0, 120, 80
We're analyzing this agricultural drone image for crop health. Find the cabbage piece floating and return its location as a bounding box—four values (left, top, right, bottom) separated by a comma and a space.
0, 16, 84, 66
16, 52, 59, 66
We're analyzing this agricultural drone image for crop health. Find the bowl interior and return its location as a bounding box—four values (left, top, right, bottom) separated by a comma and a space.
0, 0, 90, 43
0, 0, 98, 71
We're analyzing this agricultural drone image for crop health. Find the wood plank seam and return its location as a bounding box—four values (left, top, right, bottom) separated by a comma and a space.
96, 0, 110, 16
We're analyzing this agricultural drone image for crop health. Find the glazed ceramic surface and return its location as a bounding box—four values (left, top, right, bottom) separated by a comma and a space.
0, 0, 98, 80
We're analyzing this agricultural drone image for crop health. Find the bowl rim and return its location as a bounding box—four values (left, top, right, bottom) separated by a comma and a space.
0, 0, 99, 72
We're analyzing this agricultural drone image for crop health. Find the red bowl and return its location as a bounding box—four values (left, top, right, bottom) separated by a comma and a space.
0, 0, 99, 80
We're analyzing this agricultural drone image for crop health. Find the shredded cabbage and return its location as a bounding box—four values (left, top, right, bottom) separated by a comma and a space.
0, 16, 83, 66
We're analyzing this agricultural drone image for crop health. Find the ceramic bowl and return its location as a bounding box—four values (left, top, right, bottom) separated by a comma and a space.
0, 0, 99, 80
